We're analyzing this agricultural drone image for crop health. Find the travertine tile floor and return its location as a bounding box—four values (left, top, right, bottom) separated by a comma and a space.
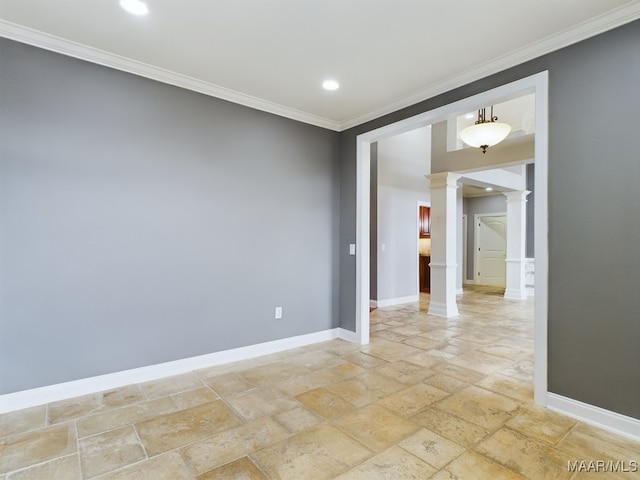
1, 286, 639, 479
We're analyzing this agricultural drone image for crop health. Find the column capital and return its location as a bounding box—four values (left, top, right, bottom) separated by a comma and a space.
426, 172, 462, 189
503, 190, 531, 202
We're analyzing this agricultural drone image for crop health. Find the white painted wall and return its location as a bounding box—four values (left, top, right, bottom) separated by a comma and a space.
377, 127, 431, 305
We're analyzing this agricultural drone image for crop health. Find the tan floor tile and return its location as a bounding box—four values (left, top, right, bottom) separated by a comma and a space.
136, 400, 244, 456
377, 383, 449, 417
401, 351, 443, 369
252, 424, 372, 480
410, 408, 490, 448
436, 451, 525, 479
375, 360, 434, 385
341, 352, 389, 369
388, 325, 425, 337
324, 362, 366, 380
291, 350, 345, 370
336, 445, 437, 479
240, 361, 311, 387
506, 404, 576, 444
225, 386, 300, 421
449, 350, 514, 375
475, 427, 573, 479
93, 451, 192, 480
478, 344, 528, 360
556, 422, 640, 475
398, 428, 465, 469
77, 397, 177, 438
435, 386, 521, 430
430, 364, 485, 384
48, 385, 145, 424
275, 369, 341, 397
198, 371, 254, 397
296, 388, 355, 419
198, 456, 267, 480
333, 405, 420, 452
0, 422, 76, 474
79, 426, 146, 478
454, 331, 503, 345
273, 406, 323, 434
139, 373, 205, 400
5, 454, 81, 480
0, 406, 47, 439
181, 416, 288, 475
423, 373, 469, 394
499, 360, 534, 383
360, 340, 425, 363
475, 373, 533, 403
327, 371, 405, 408
171, 387, 219, 410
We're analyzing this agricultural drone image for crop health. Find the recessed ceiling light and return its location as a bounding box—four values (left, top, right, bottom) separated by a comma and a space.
485, 187, 493, 191
120, 0, 149, 16
322, 80, 340, 91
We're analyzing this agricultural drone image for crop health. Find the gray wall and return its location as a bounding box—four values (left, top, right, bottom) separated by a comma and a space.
338, 20, 640, 420
0, 38, 340, 394
463, 195, 507, 282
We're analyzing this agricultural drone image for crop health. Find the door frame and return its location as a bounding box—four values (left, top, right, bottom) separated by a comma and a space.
474, 213, 507, 287
355, 71, 549, 406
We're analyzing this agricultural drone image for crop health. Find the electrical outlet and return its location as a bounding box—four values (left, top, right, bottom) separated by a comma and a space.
275, 306, 283, 319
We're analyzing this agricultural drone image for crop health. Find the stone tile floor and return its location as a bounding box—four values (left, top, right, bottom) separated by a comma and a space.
1, 286, 638, 479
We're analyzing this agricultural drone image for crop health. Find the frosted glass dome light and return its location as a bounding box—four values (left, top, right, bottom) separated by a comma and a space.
120, 0, 149, 16
459, 106, 511, 154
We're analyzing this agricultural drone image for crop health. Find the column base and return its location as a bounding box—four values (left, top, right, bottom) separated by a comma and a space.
428, 300, 459, 318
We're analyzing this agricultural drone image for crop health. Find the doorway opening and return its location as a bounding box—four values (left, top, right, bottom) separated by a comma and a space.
355, 71, 549, 406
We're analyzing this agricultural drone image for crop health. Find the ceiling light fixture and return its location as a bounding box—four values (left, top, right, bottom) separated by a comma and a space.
459, 106, 511, 154
322, 80, 340, 91
120, 0, 149, 16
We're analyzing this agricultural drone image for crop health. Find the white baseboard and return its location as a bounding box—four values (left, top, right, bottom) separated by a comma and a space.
0, 328, 347, 414
369, 300, 377, 308
336, 327, 360, 344
547, 392, 640, 442
376, 295, 419, 308
464, 279, 475, 285
504, 288, 528, 300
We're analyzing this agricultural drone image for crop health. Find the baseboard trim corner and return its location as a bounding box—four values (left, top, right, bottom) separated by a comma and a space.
547, 392, 640, 442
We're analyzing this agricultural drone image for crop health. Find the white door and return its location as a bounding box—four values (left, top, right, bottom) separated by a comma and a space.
477, 215, 506, 286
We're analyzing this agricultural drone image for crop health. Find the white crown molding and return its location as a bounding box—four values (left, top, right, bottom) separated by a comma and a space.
1, 3, 639, 132
338, 3, 640, 131
0, 20, 342, 132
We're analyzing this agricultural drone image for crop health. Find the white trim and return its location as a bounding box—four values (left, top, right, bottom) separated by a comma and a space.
0, 328, 343, 413
547, 393, 640, 442
2, 4, 639, 132
355, 71, 549, 408
376, 295, 419, 308
369, 300, 377, 308
0, 20, 340, 132
336, 327, 360, 344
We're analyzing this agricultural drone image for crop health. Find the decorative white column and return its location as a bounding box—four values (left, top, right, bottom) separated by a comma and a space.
426, 172, 461, 317
503, 190, 530, 299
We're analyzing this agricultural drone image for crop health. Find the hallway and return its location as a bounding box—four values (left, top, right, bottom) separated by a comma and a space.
1, 288, 638, 479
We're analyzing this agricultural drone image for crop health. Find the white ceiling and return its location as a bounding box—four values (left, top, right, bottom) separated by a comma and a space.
1, 0, 639, 131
